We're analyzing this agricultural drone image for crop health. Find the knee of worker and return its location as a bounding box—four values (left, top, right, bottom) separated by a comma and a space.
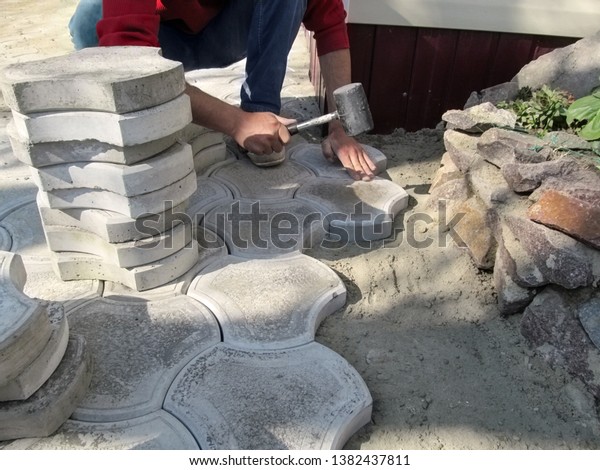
69, 0, 102, 49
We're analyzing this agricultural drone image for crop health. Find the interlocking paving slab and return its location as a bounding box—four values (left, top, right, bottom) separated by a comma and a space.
8, 119, 182, 167
0, 47, 185, 114
289, 143, 388, 179
295, 177, 410, 242
194, 142, 230, 175
11, 94, 192, 146
0, 199, 49, 261
52, 240, 201, 292
187, 254, 346, 349
202, 198, 327, 257
0, 303, 68, 401
180, 123, 225, 154
0, 335, 92, 441
187, 176, 234, 223
3, 411, 199, 450
44, 221, 192, 269
67, 296, 220, 422
31, 142, 194, 196
164, 342, 373, 450
38, 169, 197, 218
213, 158, 313, 200
0, 252, 52, 385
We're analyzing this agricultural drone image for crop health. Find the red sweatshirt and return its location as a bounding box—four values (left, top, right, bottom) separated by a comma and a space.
98, 0, 349, 56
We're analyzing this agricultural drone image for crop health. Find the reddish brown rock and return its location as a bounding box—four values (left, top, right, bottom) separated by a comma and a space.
478, 128, 551, 168
454, 197, 496, 269
429, 153, 462, 192
532, 163, 600, 205
528, 190, 600, 249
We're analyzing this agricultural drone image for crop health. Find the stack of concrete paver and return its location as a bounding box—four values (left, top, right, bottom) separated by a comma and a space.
0, 47, 201, 291
0, 251, 91, 440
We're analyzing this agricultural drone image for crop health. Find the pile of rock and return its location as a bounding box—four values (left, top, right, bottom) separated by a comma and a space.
0, 251, 91, 440
0, 47, 204, 291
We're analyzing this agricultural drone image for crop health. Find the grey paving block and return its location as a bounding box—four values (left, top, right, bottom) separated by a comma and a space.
164, 342, 372, 450
289, 143, 388, 179
44, 221, 192, 269
0, 46, 185, 114
38, 195, 189, 244
0, 225, 11, 251
51, 240, 201, 292
0, 115, 29, 178
38, 169, 197, 218
11, 94, 192, 146
202, 199, 327, 257
0, 252, 52, 386
3, 411, 199, 450
0, 335, 92, 441
295, 177, 409, 242
194, 142, 230, 175
212, 158, 313, 200
180, 123, 225, 154
31, 142, 193, 196
8, 119, 181, 167
0, 303, 68, 401
187, 176, 233, 223
187, 254, 346, 349
0, 199, 49, 261
67, 296, 220, 422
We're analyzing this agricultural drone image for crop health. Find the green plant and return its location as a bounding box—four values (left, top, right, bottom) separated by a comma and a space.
566, 86, 600, 141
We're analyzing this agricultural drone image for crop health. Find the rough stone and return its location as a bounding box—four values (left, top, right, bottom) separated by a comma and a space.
38, 169, 197, 218
443, 130, 483, 172
187, 254, 346, 349
469, 160, 514, 206
531, 163, 600, 205
464, 82, 519, 108
0, 304, 68, 401
0, 252, 52, 385
430, 153, 463, 192
31, 142, 194, 196
442, 102, 516, 133
11, 94, 192, 146
542, 131, 593, 151
578, 298, 600, 351
478, 128, 551, 168
0, 47, 185, 114
295, 177, 409, 243
67, 296, 220, 421
453, 197, 496, 269
3, 411, 199, 450
528, 190, 600, 249
425, 175, 470, 222
501, 158, 580, 193
0, 335, 92, 441
51, 240, 200, 291
164, 342, 372, 450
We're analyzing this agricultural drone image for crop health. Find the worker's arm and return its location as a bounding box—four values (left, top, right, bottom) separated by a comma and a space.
185, 84, 292, 154
318, 49, 377, 181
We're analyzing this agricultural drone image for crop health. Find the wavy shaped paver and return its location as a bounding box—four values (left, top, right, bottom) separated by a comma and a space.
67, 295, 221, 422
0, 46, 185, 114
164, 342, 372, 450
187, 176, 233, 223
0, 200, 49, 261
187, 253, 346, 349
3, 411, 198, 450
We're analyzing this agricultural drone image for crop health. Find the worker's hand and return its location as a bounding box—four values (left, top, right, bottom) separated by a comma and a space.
232, 111, 294, 154
322, 124, 377, 181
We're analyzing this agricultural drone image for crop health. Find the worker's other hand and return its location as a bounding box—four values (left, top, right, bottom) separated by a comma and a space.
233, 111, 295, 154
322, 125, 377, 181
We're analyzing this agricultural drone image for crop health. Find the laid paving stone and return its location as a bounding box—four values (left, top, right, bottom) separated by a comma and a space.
31, 142, 193, 196
8, 120, 181, 167
213, 158, 313, 200
187, 254, 346, 349
0, 335, 92, 441
0, 199, 49, 261
442, 102, 516, 133
194, 142, 230, 175
164, 342, 372, 450
295, 177, 409, 242
11, 94, 192, 147
187, 176, 233, 223
477, 128, 551, 168
203, 198, 327, 257
3, 411, 199, 450
443, 130, 483, 172
0, 46, 185, 114
288, 143, 387, 179
38, 195, 189, 244
0, 252, 52, 386
0, 225, 11, 251
0, 303, 68, 401
67, 296, 220, 422
44, 222, 192, 269
52, 240, 200, 291
38, 170, 197, 218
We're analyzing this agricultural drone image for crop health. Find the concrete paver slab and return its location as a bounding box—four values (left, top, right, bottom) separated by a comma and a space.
0, 335, 92, 441
187, 176, 233, 223
164, 342, 372, 450
188, 254, 346, 349
67, 296, 220, 422
194, 142, 230, 175
0, 199, 48, 261
3, 411, 199, 450
0, 47, 185, 114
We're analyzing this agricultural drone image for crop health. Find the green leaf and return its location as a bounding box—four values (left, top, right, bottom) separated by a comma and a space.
578, 111, 600, 141
566, 95, 600, 125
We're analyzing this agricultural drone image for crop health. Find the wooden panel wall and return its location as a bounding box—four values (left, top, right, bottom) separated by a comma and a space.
312, 25, 577, 133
